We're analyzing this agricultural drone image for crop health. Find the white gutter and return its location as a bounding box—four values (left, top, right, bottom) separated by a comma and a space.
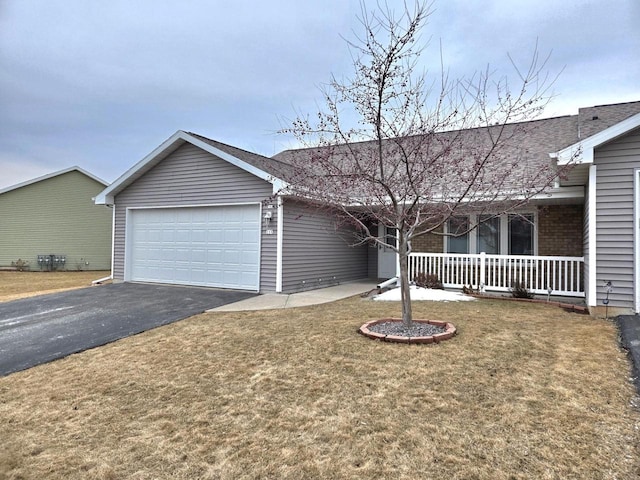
92, 203, 115, 286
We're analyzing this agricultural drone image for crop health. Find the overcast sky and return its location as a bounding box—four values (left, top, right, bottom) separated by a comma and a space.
1, 0, 638, 190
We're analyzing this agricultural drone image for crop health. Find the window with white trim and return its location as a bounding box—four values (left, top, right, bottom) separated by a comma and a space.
508, 214, 534, 255
477, 215, 500, 254
445, 212, 537, 255
446, 216, 469, 253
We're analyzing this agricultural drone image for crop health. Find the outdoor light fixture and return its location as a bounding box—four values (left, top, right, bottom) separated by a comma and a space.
603, 281, 613, 320
546, 287, 553, 302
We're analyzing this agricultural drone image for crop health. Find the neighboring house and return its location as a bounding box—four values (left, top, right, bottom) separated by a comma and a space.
0, 167, 112, 271
95, 101, 640, 315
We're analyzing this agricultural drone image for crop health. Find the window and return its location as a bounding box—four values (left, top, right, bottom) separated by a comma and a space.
384, 226, 396, 248
477, 215, 500, 254
508, 214, 534, 255
447, 216, 469, 254
444, 212, 536, 255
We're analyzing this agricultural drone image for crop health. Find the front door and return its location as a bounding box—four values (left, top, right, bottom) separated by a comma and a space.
378, 224, 397, 279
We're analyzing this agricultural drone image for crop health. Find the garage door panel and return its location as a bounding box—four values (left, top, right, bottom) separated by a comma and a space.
128, 205, 260, 290
242, 251, 260, 264
224, 229, 242, 243
174, 248, 191, 262
192, 230, 207, 242
191, 248, 206, 263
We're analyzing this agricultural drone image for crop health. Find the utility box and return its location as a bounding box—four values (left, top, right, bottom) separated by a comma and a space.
37, 254, 66, 271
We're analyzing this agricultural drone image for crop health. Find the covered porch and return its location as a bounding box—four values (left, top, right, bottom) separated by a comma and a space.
373, 203, 586, 298
408, 252, 584, 297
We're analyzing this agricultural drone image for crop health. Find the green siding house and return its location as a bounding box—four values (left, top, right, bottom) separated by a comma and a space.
0, 167, 112, 271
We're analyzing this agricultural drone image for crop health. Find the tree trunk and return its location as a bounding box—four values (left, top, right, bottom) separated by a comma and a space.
398, 235, 413, 328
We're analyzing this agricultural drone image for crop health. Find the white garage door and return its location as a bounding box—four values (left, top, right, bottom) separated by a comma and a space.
128, 205, 260, 290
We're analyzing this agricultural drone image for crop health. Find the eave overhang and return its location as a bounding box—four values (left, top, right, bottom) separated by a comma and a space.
551, 112, 640, 166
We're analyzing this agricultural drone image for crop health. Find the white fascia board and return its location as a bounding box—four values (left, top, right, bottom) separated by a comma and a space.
336, 185, 585, 208
272, 178, 289, 195
1, 166, 108, 196
587, 165, 597, 306
530, 186, 585, 201
95, 130, 287, 205
552, 112, 640, 166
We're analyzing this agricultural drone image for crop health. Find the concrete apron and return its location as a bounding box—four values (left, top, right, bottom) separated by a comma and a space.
207, 281, 378, 312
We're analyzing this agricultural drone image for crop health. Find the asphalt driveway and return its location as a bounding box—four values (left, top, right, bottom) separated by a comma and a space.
0, 283, 256, 376
616, 314, 640, 394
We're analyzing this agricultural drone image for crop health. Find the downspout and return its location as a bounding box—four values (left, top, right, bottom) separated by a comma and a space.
275, 195, 284, 293
93, 203, 115, 285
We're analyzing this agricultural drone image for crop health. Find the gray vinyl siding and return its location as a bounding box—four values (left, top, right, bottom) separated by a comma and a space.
594, 127, 640, 310
281, 200, 368, 293
112, 143, 276, 290
260, 202, 278, 292
0, 171, 111, 270
562, 164, 590, 186
368, 244, 378, 279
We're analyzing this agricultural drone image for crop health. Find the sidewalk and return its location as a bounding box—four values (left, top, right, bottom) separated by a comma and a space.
207, 281, 378, 312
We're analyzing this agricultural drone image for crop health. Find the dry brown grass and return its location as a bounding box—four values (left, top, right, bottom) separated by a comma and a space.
1, 297, 639, 479
0, 271, 110, 302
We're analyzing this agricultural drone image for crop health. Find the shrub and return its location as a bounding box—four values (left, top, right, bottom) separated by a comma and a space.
414, 272, 444, 290
462, 285, 477, 295
11, 259, 29, 272
510, 281, 534, 299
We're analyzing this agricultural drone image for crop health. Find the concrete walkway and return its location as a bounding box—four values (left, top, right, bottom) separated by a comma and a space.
208, 280, 378, 312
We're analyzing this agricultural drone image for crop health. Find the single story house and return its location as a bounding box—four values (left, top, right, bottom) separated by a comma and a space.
95, 101, 640, 315
0, 166, 112, 271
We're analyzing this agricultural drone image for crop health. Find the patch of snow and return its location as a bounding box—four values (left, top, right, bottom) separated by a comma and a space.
374, 285, 476, 302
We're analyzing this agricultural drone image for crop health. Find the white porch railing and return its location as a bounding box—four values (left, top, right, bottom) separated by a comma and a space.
408, 252, 585, 297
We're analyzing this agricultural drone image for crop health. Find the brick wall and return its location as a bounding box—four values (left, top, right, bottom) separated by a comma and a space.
537, 204, 584, 257
410, 205, 584, 256
412, 226, 444, 253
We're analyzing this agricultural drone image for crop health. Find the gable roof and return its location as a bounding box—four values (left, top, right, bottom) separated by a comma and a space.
273, 114, 580, 170
0, 166, 108, 196
272, 101, 640, 201
95, 130, 289, 205
94, 100, 640, 206
186, 132, 294, 180
275, 101, 640, 172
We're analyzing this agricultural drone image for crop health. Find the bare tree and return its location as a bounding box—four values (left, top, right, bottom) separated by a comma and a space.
278, 0, 572, 327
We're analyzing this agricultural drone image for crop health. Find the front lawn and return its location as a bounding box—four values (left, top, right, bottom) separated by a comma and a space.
0, 297, 638, 479
0, 271, 110, 302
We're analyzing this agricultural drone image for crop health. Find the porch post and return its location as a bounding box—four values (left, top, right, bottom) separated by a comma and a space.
395, 227, 400, 279
479, 252, 486, 292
